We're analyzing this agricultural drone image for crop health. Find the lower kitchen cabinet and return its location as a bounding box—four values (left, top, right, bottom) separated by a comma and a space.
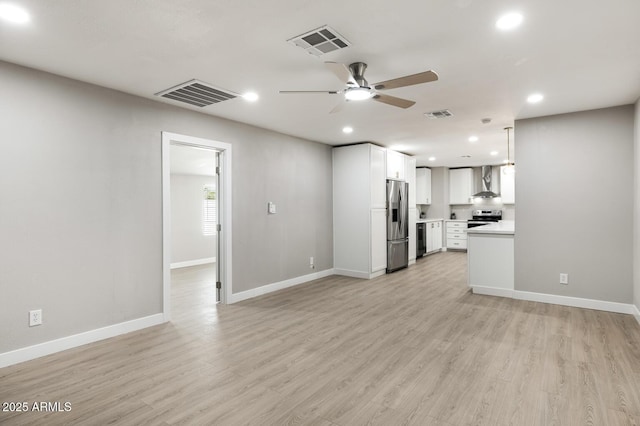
426, 220, 443, 253
409, 208, 417, 262
446, 220, 468, 250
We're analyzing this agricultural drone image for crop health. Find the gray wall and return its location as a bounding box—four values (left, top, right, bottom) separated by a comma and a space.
0, 60, 333, 353
170, 174, 216, 264
424, 167, 450, 220
514, 106, 634, 303
635, 98, 640, 310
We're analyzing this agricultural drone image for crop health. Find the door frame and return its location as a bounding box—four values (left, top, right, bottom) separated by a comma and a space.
161, 131, 233, 321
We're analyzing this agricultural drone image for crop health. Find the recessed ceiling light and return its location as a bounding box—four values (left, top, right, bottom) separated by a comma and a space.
342, 126, 353, 134
527, 93, 544, 103
0, 3, 30, 23
490, 151, 499, 156
496, 12, 523, 31
242, 92, 259, 102
468, 136, 478, 142
428, 157, 436, 161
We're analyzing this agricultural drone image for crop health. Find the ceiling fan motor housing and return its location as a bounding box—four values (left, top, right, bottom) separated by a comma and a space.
348, 62, 369, 88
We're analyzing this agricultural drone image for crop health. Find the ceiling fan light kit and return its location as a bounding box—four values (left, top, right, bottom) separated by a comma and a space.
344, 87, 374, 101
280, 61, 438, 111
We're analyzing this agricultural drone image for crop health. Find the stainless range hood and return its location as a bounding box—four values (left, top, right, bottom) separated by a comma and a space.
472, 166, 501, 198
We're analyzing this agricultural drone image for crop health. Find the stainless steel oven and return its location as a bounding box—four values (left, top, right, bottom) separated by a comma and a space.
467, 209, 502, 228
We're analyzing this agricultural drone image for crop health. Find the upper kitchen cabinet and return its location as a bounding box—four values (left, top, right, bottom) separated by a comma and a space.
415, 167, 432, 205
449, 168, 474, 204
386, 150, 405, 180
500, 166, 515, 204
406, 156, 416, 206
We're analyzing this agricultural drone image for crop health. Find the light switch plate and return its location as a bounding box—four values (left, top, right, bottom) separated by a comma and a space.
268, 202, 276, 214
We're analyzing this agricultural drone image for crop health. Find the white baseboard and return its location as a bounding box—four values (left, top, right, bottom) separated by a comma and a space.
471, 285, 636, 315
170, 257, 215, 269
334, 268, 386, 279
228, 269, 335, 304
513, 290, 636, 315
0, 314, 165, 369
471, 286, 514, 298
632, 304, 640, 325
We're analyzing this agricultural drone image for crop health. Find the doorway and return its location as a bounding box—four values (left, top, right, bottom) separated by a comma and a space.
161, 132, 232, 322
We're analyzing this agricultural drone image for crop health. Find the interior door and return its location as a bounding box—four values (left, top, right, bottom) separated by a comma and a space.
215, 151, 221, 303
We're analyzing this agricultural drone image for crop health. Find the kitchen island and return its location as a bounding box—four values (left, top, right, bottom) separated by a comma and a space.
467, 220, 515, 297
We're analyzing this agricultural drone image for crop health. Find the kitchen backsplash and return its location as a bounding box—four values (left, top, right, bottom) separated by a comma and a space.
419, 199, 515, 221
450, 204, 515, 220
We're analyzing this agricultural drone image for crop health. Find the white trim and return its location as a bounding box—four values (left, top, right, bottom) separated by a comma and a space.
471, 286, 514, 298
471, 286, 637, 315
170, 257, 216, 269
630, 304, 640, 325
228, 269, 335, 304
334, 268, 386, 280
513, 290, 636, 314
162, 131, 233, 321
0, 314, 164, 369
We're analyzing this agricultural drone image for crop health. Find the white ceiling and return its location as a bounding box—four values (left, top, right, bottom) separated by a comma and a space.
2, 0, 639, 167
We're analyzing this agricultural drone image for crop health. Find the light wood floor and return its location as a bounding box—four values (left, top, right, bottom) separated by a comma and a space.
2, 252, 640, 425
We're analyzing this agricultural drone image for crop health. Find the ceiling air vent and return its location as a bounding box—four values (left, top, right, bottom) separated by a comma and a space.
424, 109, 453, 119
155, 79, 238, 107
288, 25, 351, 56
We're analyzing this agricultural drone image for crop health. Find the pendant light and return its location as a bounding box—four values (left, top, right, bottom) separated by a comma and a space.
502, 126, 515, 175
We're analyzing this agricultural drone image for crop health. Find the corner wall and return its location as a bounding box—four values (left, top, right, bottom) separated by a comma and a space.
514, 106, 634, 303
634, 98, 640, 317
0, 60, 333, 355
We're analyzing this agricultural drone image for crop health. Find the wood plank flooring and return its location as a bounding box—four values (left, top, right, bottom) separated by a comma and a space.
2, 251, 640, 425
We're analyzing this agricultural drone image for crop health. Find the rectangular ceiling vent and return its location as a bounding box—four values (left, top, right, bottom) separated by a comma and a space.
288, 25, 351, 56
424, 109, 454, 119
155, 79, 238, 107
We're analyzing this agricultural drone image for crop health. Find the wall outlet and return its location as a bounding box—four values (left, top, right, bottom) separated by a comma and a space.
309, 256, 315, 269
29, 309, 42, 327
559, 273, 569, 285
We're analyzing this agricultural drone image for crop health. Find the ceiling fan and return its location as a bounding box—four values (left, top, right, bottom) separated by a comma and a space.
280, 62, 438, 112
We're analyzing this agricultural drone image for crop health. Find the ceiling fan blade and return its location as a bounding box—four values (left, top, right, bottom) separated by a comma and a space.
279, 90, 340, 94
324, 62, 357, 86
372, 93, 415, 109
329, 100, 346, 114
373, 70, 438, 90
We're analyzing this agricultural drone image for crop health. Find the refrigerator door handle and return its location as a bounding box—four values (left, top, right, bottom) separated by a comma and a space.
398, 187, 403, 233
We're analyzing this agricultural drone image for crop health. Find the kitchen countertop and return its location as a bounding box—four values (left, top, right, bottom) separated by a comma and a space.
466, 220, 515, 235
416, 218, 444, 223
445, 219, 468, 223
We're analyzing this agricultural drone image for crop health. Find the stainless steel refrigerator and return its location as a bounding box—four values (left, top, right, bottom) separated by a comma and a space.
386, 179, 409, 273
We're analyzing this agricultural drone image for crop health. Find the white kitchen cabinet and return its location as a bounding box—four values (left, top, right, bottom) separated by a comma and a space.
406, 157, 416, 206
333, 143, 388, 279
426, 220, 443, 253
408, 208, 417, 263
449, 168, 474, 205
500, 166, 515, 204
386, 149, 405, 180
416, 167, 432, 205
446, 220, 468, 250
433, 220, 443, 251
371, 209, 387, 272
